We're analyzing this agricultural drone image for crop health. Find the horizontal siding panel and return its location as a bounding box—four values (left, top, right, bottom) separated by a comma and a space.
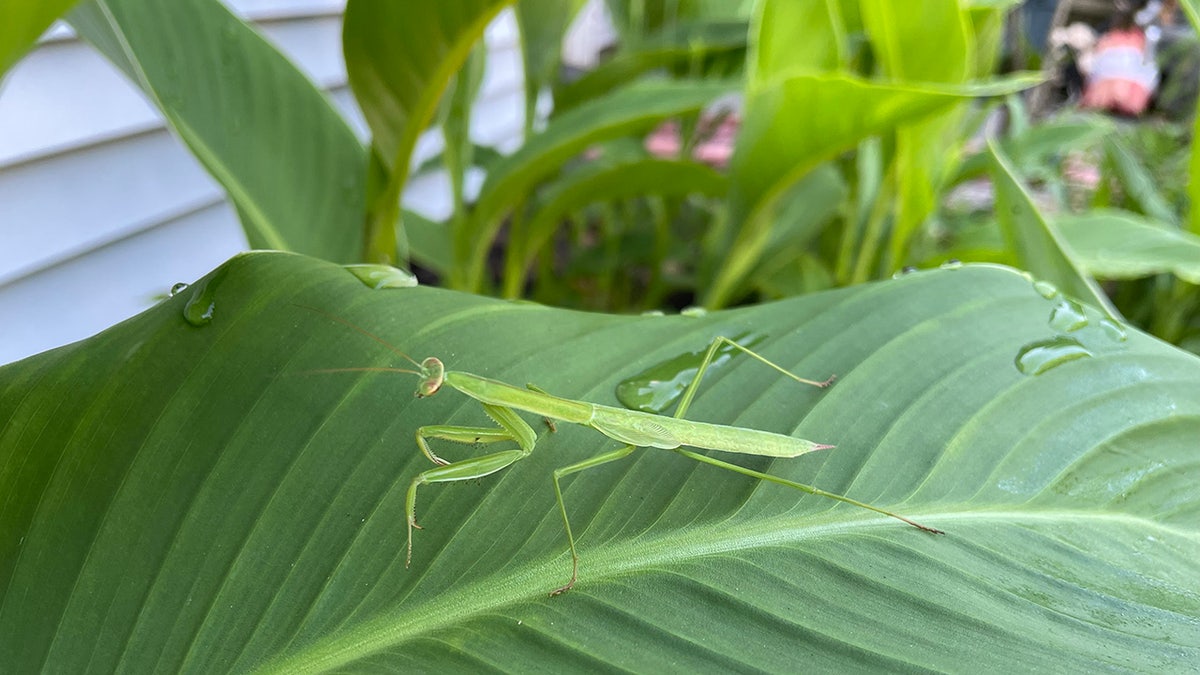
0, 39, 163, 166
0, 129, 227, 286
0, 200, 245, 365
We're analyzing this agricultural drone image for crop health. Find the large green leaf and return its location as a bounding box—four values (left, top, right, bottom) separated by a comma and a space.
965, 0, 1019, 77
2, 253, 1198, 671
861, 0, 972, 270
1057, 209, 1200, 283
0, 0, 82, 78
989, 137, 1118, 317
749, 0, 844, 82
515, 0, 583, 122
554, 20, 747, 112
344, 0, 511, 261
69, 0, 366, 262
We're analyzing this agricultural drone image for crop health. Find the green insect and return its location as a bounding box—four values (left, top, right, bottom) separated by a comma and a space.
303, 308, 943, 596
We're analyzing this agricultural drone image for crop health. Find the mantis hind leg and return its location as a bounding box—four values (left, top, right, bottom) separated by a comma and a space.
406, 404, 538, 568
670, 448, 944, 534
549, 444, 639, 596
668, 338, 942, 534
544, 338, 833, 595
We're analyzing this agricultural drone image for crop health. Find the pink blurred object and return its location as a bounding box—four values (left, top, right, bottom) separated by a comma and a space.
1081, 28, 1158, 116
644, 114, 740, 169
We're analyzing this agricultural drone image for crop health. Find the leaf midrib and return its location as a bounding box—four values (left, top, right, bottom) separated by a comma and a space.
252, 509, 1192, 673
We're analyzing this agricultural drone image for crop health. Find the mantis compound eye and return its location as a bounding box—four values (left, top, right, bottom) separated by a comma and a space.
416, 357, 445, 397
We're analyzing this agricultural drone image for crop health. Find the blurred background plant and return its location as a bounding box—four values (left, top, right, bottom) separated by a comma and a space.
3, 0, 1199, 344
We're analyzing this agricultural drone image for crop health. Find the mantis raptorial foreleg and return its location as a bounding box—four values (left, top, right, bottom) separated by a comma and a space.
406, 404, 537, 566
416, 426, 520, 466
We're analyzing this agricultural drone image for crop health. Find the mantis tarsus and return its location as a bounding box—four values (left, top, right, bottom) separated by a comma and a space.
302, 307, 944, 596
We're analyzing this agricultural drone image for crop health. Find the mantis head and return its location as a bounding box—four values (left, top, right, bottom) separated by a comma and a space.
416, 357, 445, 397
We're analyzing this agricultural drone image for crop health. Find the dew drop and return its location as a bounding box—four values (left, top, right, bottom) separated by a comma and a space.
1098, 318, 1128, 343
1015, 336, 1093, 375
680, 306, 708, 318
343, 264, 418, 290
183, 270, 226, 326
939, 259, 963, 270
169, 282, 189, 297
616, 335, 762, 413
1048, 298, 1089, 332
1032, 279, 1059, 299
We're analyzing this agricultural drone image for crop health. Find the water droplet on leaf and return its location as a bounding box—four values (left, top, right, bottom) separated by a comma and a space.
1032, 279, 1059, 299
344, 264, 418, 290
616, 335, 762, 413
1015, 336, 1093, 375
1098, 318, 1128, 343
1048, 298, 1089, 332
183, 272, 224, 326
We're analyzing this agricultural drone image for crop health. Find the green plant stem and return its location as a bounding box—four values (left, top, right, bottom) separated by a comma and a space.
850, 181, 893, 284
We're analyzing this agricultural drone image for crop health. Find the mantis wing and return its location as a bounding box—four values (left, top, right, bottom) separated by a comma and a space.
589, 411, 681, 449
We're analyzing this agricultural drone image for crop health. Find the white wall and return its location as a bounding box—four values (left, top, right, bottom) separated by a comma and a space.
0, 0, 527, 366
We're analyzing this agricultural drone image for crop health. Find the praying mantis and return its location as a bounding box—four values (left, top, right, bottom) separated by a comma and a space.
301, 307, 944, 596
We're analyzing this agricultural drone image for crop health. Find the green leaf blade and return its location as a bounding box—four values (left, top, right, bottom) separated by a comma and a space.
460, 78, 736, 289
1056, 209, 1200, 283
0, 0, 82, 77
68, 0, 366, 262
1, 255, 1197, 671
987, 137, 1119, 316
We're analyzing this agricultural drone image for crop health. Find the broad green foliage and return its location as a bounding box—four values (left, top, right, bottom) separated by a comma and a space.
554, 20, 748, 111
988, 138, 1116, 316
1, 253, 1198, 670
515, 0, 582, 125
1057, 210, 1200, 283
463, 78, 736, 290
344, 0, 511, 262
0, 0, 82, 78
750, 1, 844, 78
69, 0, 367, 262
709, 73, 1037, 308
